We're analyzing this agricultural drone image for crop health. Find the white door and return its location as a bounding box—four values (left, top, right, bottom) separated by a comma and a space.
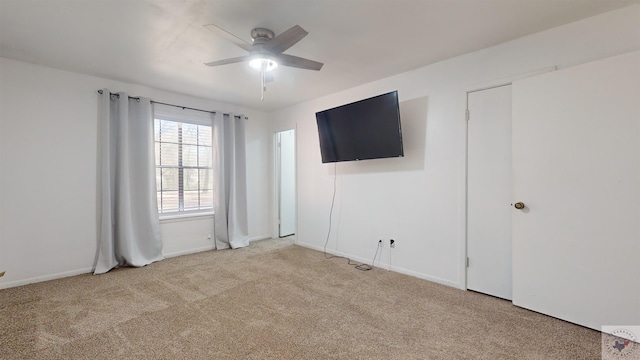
466, 85, 513, 300
277, 129, 296, 237
512, 51, 640, 331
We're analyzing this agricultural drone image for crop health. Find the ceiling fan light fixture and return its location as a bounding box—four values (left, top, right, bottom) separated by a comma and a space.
249, 57, 278, 71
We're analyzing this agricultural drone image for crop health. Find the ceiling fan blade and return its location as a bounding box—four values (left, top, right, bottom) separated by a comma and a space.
277, 54, 323, 71
204, 56, 250, 67
265, 25, 308, 54
203, 24, 252, 51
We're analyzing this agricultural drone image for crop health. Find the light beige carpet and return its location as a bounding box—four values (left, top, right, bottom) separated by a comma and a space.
1, 239, 601, 359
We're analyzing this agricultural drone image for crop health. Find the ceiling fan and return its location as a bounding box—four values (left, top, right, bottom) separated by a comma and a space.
203, 24, 323, 100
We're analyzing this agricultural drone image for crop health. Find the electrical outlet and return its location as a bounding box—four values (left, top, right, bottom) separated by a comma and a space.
390, 239, 396, 248
207, 234, 211, 240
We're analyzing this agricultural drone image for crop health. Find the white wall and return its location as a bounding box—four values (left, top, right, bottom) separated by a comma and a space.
269, 5, 640, 288
0, 58, 271, 288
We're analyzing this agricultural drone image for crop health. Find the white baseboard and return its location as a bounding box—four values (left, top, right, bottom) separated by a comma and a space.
387, 264, 460, 289
1, 239, 460, 291
1, 236, 277, 290
248, 234, 271, 242
295, 241, 460, 289
0, 267, 94, 290
163, 245, 216, 259
163, 235, 271, 259
2, 245, 217, 289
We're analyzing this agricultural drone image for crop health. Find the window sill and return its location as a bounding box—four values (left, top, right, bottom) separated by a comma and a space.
159, 211, 214, 223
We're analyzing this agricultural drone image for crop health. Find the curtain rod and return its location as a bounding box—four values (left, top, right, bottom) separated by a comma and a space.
96, 89, 248, 120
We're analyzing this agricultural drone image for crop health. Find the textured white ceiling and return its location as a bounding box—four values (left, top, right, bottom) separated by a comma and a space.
0, 0, 637, 111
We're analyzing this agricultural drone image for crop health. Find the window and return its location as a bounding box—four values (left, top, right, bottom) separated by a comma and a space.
154, 117, 213, 215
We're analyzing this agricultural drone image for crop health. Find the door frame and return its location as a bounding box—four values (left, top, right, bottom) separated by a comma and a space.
461, 67, 557, 290
272, 126, 297, 239
465, 83, 513, 299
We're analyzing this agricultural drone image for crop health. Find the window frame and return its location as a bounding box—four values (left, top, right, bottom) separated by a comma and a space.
153, 106, 215, 219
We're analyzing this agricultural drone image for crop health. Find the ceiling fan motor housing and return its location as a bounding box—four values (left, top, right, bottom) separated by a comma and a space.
247, 28, 276, 65
250, 28, 275, 44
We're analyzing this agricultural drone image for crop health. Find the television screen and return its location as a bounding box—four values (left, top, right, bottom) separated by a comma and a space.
315, 91, 403, 163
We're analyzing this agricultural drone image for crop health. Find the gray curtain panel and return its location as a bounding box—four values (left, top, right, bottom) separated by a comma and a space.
212, 112, 249, 249
94, 90, 163, 274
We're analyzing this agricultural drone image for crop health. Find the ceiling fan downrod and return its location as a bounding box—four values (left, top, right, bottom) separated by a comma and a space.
261, 62, 267, 102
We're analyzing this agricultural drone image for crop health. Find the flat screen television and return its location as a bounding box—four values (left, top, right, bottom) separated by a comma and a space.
315, 91, 403, 163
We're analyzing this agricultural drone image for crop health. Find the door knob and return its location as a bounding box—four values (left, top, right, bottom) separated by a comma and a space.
514, 202, 525, 209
